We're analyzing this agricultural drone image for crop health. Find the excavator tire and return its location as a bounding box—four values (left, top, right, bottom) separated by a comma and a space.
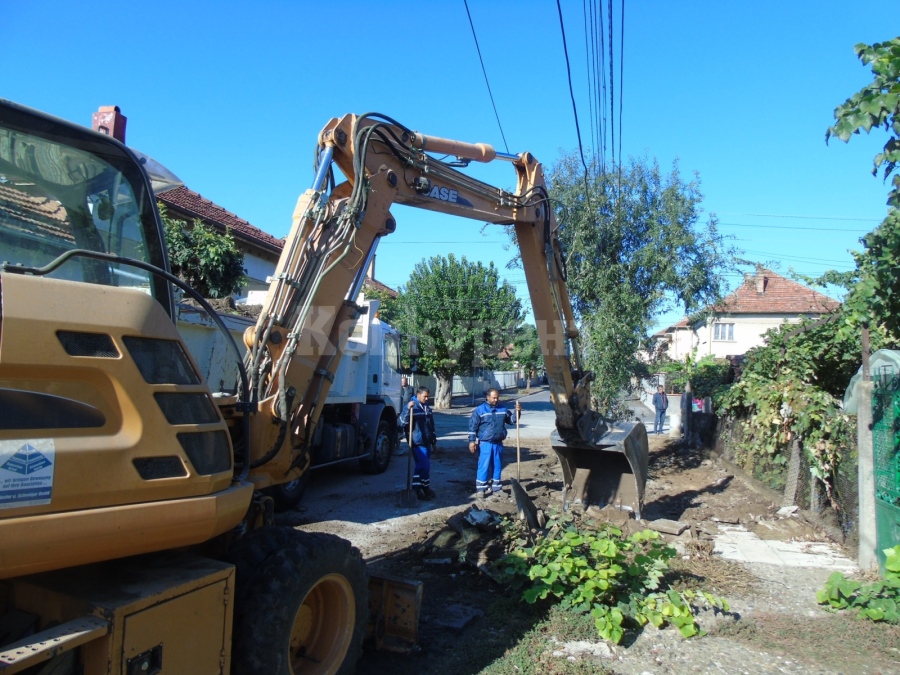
228, 527, 367, 675
360, 419, 393, 474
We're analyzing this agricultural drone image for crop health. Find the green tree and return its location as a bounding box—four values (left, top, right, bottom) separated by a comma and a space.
392, 254, 522, 408
361, 283, 400, 325
509, 323, 544, 392
826, 37, 900, 208
547, 154, 734, 409
160, 203, 245, 299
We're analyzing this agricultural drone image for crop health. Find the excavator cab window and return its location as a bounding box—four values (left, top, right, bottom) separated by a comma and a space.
0, 100, 171, 313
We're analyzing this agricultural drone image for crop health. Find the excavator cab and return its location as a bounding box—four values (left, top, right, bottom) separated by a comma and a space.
0, 99, 252, 579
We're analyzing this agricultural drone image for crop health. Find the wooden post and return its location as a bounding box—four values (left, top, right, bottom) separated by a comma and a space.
783, 438, 802, 507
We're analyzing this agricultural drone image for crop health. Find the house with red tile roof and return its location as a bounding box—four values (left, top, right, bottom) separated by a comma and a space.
157, 186, 284, 301
655, 269, 839, 361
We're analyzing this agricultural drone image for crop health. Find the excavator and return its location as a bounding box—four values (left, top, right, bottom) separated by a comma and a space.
0, 100, 647, 674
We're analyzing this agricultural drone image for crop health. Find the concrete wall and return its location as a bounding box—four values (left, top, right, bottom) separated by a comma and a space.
410, 370, 519, 401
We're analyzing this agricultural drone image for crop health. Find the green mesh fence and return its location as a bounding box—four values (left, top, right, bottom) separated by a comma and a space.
872, 377, 900, 508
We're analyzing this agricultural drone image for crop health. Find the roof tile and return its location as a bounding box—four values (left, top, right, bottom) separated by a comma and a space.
158, 186, 284, 252
714, 270, 839, 315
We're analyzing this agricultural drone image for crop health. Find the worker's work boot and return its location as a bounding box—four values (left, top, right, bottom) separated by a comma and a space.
422, 487, 436, 500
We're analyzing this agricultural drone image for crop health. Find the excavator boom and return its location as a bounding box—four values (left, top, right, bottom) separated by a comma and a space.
247, 113, 648, 516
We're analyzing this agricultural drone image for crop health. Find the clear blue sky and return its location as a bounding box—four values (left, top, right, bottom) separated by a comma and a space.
4, 1, 897, 329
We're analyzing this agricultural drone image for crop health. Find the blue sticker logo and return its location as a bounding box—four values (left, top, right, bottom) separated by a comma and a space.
1, 443, 53, 475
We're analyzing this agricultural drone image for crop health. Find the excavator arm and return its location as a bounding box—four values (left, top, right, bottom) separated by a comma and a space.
244, 113, 648, 516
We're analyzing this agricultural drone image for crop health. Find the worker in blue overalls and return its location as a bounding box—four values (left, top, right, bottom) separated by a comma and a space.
398, 386, 437, 500
468, 388, 521, 498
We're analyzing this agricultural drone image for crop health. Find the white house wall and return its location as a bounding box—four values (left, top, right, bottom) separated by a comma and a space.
238, 252, 277, 301
695, 313, 805, 358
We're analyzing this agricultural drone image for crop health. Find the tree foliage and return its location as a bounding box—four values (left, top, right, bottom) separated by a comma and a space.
716, 37, 900, 502
656, 354, 730, 399
160, 203, 245, 299
361, 283, 400, 325
717, 316, 868, 499
392, 254, 522, 408
826, 37, 900, 208
548, 153, 734, 407
509, 323, 543, 387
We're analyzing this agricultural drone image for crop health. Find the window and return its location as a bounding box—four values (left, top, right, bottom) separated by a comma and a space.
0, 106, 168, 307
713, 323, 734, 341
384, 335, 400, 371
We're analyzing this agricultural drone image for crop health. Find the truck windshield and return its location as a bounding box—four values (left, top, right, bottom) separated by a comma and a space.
0, 106, 167, 304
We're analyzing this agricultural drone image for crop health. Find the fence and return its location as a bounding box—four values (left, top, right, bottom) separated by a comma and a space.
715, 414, 859, 544
872, 372, 900, 564
411, 370, 521, 400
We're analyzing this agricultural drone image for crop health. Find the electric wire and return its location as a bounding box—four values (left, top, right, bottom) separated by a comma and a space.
583, 0, 596, 165
599, 0, 607, 169
463, 0, 510, 153
617, 0, 624, 190
555, 0, 593, 202
608, 0, 615, 168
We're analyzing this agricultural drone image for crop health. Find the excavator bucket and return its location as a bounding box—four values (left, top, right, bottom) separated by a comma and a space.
551, 421, 649, 519
367, 573, 423, 653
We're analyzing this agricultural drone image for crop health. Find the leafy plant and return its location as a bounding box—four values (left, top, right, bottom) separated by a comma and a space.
826, 37, 900, 208
657, 353, 730, 399
818, 545, 900, 623
495, 513, 728, 643
160, 203, 245, 299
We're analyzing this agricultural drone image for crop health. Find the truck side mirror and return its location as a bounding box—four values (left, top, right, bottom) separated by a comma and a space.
408, 336, 419, 358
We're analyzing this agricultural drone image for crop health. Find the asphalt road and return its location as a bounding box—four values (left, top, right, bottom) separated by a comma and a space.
432, 387, 557, 444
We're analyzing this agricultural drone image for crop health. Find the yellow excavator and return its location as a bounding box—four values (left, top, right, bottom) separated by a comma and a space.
0, 100, 648, 674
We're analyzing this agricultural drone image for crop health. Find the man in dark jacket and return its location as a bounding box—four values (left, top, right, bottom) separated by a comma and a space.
652, 385, 668, 435
396, 376, 415, 456
398, 386, 437, 500
468, 388, 521, 498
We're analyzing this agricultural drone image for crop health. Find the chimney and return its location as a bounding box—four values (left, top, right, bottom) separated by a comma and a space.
367, 255, 376, 280
743, 271, 752, 285
756, 274, 768, 294
91, 105, 127, 143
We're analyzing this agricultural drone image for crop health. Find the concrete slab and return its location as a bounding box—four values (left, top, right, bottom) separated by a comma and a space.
713, 525, 857, 571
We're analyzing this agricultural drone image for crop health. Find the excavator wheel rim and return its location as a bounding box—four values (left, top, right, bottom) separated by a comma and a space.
289, 572, 355, 675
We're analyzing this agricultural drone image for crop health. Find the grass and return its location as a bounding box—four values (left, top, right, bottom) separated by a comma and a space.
477, 600, 614, 675
714, 612, 900, 673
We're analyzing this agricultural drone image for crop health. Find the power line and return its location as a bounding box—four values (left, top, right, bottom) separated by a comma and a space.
599, 0, 607, 168
462, 0, 509, 153
717, 221, 868, 232
617, 0, 624, 178
740, 248, 851, 265
717, 211, 881, 222
583, 0, 596, 166
555, 0, 591, 183
608, 0, 615, 167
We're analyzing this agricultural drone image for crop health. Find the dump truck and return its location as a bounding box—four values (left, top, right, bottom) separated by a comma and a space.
0, 100, 647, 674
177, 293, 404, 510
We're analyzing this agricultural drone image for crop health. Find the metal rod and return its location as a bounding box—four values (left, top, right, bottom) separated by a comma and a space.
495, 151, 520, 162
312, 146, 334, 192
346, 236, 381, 302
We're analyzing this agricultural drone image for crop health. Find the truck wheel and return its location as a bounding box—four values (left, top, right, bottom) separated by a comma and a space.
264, 472, 310, 512
229, 527, 367, 675
360, 419, 393, 474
